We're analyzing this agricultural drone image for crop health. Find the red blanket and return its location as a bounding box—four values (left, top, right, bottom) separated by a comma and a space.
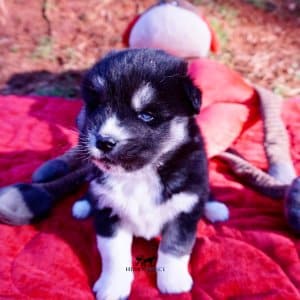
0, 60, 299, 300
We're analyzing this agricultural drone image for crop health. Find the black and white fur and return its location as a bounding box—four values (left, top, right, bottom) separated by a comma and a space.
75, 49, 226, 299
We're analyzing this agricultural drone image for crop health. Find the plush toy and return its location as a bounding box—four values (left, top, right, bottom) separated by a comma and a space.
0, 0, 299, 232
123, 0, 219, 58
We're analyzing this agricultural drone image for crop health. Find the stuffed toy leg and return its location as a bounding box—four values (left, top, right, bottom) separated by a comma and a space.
217, 151, 300, 231
216, 85, 299, 231
0, 142, 99, 225
218, 85, 297, 194
256, 85, 297, 184
31, 146, 83, 183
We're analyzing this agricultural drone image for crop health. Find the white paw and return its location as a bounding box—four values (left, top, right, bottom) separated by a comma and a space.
72, 199, 92, 219
157, 267, 193, 294
93, 272, 133, 300
204, 201, 229, 223
156, 251, 193, 294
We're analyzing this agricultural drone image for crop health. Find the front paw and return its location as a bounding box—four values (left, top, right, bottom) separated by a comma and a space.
93, 271, 133, 300
157, 267, 193, 294
32, 159, 70, 183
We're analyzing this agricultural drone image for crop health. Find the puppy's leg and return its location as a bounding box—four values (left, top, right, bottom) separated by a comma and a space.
93, 208, 133, 300
157, 212, 197, 294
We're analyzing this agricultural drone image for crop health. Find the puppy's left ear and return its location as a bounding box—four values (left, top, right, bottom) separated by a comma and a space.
184, 78, 202, 115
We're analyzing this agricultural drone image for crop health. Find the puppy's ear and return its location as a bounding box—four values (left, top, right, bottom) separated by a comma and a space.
81, 71, 105, 109
103, 49, 119, 58
76, 107, 86, 132
184, 77, 202, 115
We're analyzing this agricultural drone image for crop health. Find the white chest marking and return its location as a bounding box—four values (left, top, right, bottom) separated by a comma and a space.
90, 167, 197, 239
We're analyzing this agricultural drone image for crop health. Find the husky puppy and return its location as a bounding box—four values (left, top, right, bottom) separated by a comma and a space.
77, 49, 209, 300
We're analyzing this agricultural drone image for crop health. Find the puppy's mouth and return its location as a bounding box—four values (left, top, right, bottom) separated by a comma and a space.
92, 157, 116, 171
91, 155, 145, 173
89, 143, 153, 172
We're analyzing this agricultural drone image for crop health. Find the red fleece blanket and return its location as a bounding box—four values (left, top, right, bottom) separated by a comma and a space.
0, 60, 299, 300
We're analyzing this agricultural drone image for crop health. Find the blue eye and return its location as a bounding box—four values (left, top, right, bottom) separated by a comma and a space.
138, 112, 155, 123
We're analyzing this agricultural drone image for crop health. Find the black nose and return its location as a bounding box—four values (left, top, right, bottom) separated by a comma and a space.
95, 135, 117, 153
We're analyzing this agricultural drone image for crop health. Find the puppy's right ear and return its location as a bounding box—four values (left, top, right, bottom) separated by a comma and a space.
103, 49, 119, 58
183, 77, 202, 115
76, 106, 86, 132
81, 71, 106, 109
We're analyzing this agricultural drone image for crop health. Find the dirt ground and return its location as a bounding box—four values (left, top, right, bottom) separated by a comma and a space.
0, 0, 299, 98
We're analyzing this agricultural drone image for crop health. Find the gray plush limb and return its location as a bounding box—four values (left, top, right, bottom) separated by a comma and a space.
218, 150, 300, 232
255, 85, 297, 184
215, 85, 300, 232
217, 151, 288, 199
216, 86, 296, 196
0, 186, 35, 225
53, 145, 83, 168
32, 146, 83, 183
33, 162, 96, 199
0, 163, 96, 225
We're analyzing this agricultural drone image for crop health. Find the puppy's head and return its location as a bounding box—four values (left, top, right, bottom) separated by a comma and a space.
79, 49, 201, 171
